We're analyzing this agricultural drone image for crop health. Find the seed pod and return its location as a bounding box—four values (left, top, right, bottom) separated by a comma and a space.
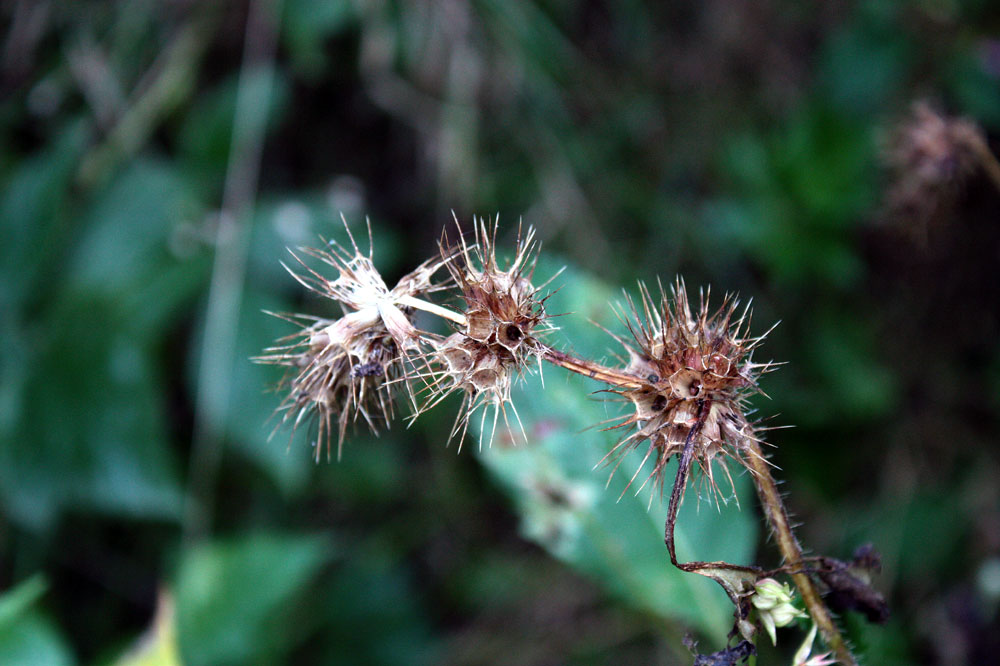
256, 312, 403, 461
420, 217, 555, 448
602, 278, 777, 502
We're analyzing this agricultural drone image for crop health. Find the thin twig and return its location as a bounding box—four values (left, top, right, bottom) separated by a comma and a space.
541, 346, 645, 390
395, 297, 647, 390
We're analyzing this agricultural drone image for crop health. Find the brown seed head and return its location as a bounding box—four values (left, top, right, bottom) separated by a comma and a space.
257, 311, 404, 461
447, 217, 550, 358
420, 217, 554, 449
602, 278, 776, 503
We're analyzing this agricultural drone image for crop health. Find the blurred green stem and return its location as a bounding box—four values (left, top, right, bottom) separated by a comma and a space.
184, 0, 283, 543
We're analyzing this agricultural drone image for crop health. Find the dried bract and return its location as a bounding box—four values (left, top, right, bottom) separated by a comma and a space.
257, 221, 452, 460
602, 279, 776, 502
420, 218, 554, 448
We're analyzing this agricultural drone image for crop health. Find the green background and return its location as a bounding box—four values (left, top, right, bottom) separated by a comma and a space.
2, 1, 1000, 664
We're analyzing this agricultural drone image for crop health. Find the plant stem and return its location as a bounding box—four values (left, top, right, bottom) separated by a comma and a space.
540, 343, 859, 662
396, 297, 646, 390
744, 439, 858, 666
541, 346, 646, 389
184, 0, 282, 544
398, 294, 468, 326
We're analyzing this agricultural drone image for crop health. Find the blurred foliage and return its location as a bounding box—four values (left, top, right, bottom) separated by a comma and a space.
1, 1, 1000, 665
0, 577, 74, 666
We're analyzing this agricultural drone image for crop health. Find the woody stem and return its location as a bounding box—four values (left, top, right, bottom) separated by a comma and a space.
744, 439, 858, 666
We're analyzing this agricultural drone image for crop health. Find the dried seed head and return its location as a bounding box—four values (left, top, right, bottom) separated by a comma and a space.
257, 219, 453, 460
418, 217, 555, 449
882, 101, 986, 241
429, 332, 517, 448
447, 216, 551, 361
283, 218, 451, 351
257, 311, 405, 461
602, 278, 777, 503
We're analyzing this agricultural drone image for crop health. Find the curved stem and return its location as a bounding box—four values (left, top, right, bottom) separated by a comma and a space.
401, 288, 859, 663
744, 439, 858, 666
664, 398, 709, 566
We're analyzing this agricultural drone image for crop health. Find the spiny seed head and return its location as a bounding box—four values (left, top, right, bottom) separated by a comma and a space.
882, 101, 985, 241
430, 331, 518, 449
257, 218, 452, 460
419, 217, 554, 449
602, 278, 776, 503
447, 216, 550, 359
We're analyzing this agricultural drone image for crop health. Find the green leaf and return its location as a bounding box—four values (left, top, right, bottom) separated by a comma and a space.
0, 577, 75, 666
0, 295, 184, 529
0, 614, 75, 666
175, 532, 332, 666
714, 107, 873, 288
67, 159, 210, 328
316, 544, 440, 666
0, 159, 206, 529
0, 576, 48, 631
473, 259, 758, 644
0, 122, 87, 310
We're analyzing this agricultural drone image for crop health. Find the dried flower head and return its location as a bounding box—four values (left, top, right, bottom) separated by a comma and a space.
256, 220, 452, 460
419, 217, 555, 448
883, 101, 986, 241
447, 217, 552, 362
601, 278, 776, 502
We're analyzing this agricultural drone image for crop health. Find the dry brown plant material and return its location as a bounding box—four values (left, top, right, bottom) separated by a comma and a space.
258, 216, 883, 665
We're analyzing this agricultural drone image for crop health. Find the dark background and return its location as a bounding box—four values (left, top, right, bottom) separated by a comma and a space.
2, 1, 1000, 664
